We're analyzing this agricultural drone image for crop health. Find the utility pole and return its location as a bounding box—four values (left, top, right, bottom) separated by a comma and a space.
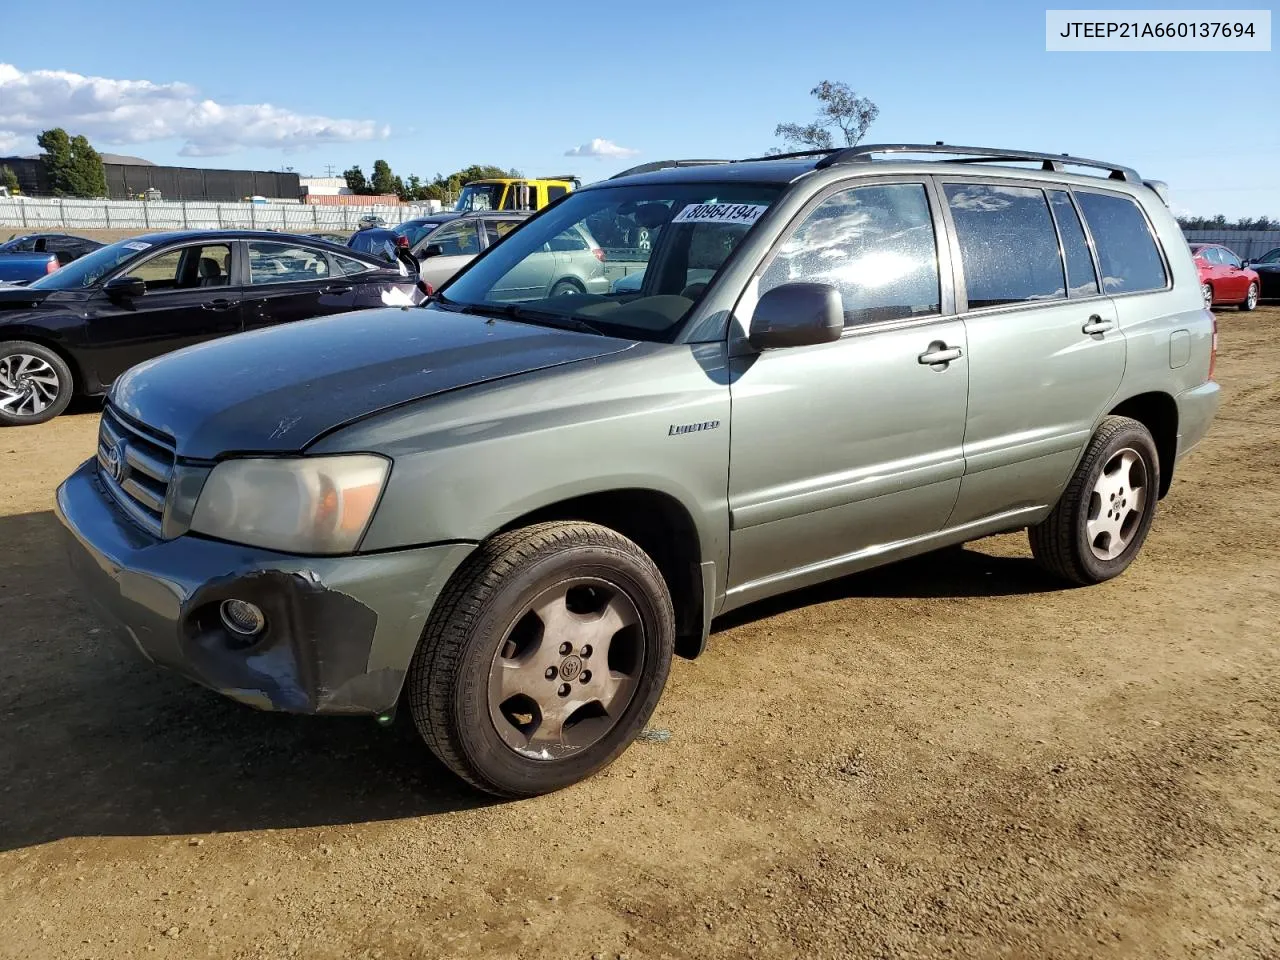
323, 163, 336, 177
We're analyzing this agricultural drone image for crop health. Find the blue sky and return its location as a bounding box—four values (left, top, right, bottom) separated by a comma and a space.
1, 0, 1275, 217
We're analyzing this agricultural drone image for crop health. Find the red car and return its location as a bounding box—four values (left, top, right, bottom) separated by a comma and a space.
1190, 243, 1260, 311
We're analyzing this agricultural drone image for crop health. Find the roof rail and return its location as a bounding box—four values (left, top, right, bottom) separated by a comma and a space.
812, 143, 1141, 183
737, 148, 839, 163
609, 159, 731, 179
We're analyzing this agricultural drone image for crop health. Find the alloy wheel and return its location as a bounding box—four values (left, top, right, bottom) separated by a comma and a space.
1086, 447, 1148, 561
1202, 283, 1213, 309
0, 354, 60, 419
487, 577, 645, 760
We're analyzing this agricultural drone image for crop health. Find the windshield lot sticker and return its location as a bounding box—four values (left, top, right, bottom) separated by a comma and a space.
122, 241, 152, 251
672, 203, 768, 226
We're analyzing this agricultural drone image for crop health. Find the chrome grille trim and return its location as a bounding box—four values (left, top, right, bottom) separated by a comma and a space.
96, 406, 177, 538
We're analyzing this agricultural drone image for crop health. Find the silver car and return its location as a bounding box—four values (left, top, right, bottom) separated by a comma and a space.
57, 143, 1219, 799
413, 212, 609, 298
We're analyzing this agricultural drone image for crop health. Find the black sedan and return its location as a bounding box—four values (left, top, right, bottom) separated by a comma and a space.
1245, 248, 1280, 300
0, 230, 425, 425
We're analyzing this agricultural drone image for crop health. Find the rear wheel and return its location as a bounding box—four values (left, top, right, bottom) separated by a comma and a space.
1029, 416, 1160, 585
549, 279, 585, 297
1240, 282, 1259, 311
0, 341, 73, 426
1201, 282, 1214, 309
407, 521, 675, 797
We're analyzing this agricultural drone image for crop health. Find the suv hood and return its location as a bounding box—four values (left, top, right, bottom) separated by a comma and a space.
111, 306, 636, 458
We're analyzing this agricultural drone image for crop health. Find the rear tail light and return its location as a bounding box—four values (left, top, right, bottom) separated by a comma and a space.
417, 279, 433, 297
592, 248, 606, 263
1207, 312, 1218, 382
45, 258, 58, 274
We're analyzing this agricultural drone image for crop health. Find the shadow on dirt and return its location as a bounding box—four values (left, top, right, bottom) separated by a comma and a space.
0, 508, 1065, 851
712, 542, 1071, 633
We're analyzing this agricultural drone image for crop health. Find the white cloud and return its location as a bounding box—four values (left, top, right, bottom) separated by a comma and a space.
0, 63, 389, 158
564, 138, 639, 159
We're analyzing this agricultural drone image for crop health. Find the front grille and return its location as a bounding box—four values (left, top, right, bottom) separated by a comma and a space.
97, 406, 176, 537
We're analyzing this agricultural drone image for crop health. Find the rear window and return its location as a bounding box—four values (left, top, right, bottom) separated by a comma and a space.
945, 183, 1065, 308
1075, 191, 1167, 294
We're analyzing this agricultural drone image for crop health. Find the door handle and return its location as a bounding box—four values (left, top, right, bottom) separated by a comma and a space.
1082, 315, 1114, 335
201, 299, 238, 312
918, 342, 962, 366
322, 284, 354, 295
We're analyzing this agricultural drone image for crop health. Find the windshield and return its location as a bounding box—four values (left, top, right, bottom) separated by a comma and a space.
455, 183, 505, 212
28, 239, 150, 290
440, 183, 782, 341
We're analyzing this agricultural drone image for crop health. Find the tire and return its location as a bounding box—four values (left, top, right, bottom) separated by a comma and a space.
1201, 282, 1214, 310
549, 279, 584, 297
1029, 416, 1161, 586
1239, 282, 1259, 312
407, 521, 676, 798
0, 341, 74, 426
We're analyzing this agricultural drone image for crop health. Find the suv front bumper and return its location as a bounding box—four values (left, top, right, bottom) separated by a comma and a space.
55, 458, 474, 715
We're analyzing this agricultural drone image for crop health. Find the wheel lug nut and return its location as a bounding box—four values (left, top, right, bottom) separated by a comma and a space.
581, 645, 592, 658
557, 683, 571, 697
558, 642, 572, 656
579, 670, 592, 683
545, 667, 557, 680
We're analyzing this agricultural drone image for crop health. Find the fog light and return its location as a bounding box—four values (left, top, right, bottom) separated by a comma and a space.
219, 599, 266, 638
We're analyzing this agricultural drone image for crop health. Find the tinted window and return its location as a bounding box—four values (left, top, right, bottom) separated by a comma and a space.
1258, 248, 1280, 264
547, 185, 568, 201
427, 221, 481, 256
945, 183, 1064, 308
484, 219, 524, 245
334, 254, 373, 277
1075, 191, 1167, 294
761, 183, 940, 326
247, 242, 329, 284
548, 228, 588, 252
124, 244, 231, 290
1048, 191, 1099, 298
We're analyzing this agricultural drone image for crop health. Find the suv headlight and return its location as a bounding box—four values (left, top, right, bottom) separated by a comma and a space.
190, 455, 390, 555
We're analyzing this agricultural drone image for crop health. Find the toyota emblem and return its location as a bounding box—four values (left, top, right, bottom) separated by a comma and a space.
103, 442, 124, 483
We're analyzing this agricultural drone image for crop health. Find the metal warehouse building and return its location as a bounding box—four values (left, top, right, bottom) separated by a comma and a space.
0, 154, 301, 202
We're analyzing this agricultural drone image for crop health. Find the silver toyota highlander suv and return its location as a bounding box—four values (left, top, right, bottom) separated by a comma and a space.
56, 144, 1220, 797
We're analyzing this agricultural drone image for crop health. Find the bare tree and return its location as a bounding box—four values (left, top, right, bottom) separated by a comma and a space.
775, 81, 879, 152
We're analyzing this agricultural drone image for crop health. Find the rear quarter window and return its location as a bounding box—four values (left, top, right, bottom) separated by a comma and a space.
1075, 191, 1168, 294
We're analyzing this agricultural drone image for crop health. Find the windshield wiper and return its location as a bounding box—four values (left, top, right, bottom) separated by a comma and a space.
452, 301, 608, 336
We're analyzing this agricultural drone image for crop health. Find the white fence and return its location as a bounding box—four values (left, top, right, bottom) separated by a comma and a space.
0, 197, 442, 232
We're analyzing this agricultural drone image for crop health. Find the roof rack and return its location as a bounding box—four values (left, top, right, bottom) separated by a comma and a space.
812, 143, 1141, 183
609, 159, 731, 179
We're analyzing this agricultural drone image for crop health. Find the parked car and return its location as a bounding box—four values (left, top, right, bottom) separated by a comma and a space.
56, 144, 1218, 799
455, 176, 579, 213
0, 230, 424, 425
1190, 243, 1260, 310
1243, 247, 1280, 300
356, 214, 386, 230
0, 233, 104, 285
393, 213, 460, 248
414, 211, 608, 297
306, 231, 352, 245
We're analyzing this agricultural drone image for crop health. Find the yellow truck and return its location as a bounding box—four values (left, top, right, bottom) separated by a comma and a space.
454, 176, 579, 213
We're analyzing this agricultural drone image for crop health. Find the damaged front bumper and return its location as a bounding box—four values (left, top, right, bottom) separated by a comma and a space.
55, 458, 474, 715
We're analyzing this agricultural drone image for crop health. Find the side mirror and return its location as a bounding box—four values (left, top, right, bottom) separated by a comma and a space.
420, 243, 444, 259
1241, 259, 1252, 268
748, 282, 844, 350
104, 275, 146, 299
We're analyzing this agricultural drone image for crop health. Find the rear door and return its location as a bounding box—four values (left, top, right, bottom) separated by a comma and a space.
84, 240, 241, 384
942, 180, 1126, 526
240, 239, 353, 333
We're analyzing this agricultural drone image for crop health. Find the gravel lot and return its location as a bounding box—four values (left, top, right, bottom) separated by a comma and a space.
1, 307, 1278, 960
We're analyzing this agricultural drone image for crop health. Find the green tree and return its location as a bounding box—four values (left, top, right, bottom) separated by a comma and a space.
371, 159, 396, 195
36, 128, 107, 197
0, 165, 18, 194
342, 165, 369, 194
775, 81, 879, 151
70, 134, 107, 197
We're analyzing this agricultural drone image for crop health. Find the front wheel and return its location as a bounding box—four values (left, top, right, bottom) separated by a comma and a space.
1240, 282, 1259, 311
1201, 283, 1214, 309
407, 521, 676, 797
1029, 416, 1160, 585
0, 341, 74, 426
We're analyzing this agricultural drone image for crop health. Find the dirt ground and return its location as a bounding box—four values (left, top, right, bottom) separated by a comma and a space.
1, 308, 1278, 960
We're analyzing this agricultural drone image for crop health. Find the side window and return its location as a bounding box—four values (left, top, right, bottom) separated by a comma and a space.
334, 254, 373, 277
9, 237, 37, 252
1048, 191, 1100, 298
1259, 249, 1280, 264
1201, 247, 1222, 264
247, 242, 330, 285
429, 222, 481, 256
547, 185, 567, 202
1220, 249, 1241, 268
124, 244, 231, 290
1074, 191, 1168, 294
484, 219, 523, 245
500, 186, 520, 211
945, 183, 1064, 308
761, 182, 940, 326
547, 228, 588, 253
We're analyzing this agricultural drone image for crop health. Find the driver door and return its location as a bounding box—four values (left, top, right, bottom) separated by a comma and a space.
417, 220, 482, 290
85, 242, 242, 386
